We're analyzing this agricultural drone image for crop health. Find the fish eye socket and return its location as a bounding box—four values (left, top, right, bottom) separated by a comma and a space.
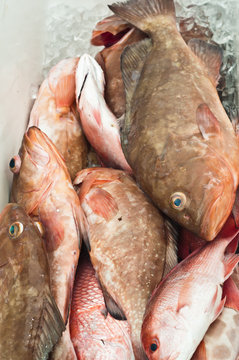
9, 155, 21, 174
171, 192, 187, 211
9, 222, 24, 238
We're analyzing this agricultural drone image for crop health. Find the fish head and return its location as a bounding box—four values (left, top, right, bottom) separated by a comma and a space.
154, 136, 236, 241
141, 310, 191, 360
10, 126, 68, 214
0, 203, 44, 271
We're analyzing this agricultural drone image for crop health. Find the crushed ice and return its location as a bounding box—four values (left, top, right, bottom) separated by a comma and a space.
43, 0, 238, 118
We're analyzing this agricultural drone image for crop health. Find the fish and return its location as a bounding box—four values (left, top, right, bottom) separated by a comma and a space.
74, 167, 178, 359
70, 249, 134, 360
191, 276, 239, 360
109, 0, 239, 240
141, 223, 239, 360
10, 126, 82, 360
28, 57, 88, 180
92, 16, 146, 118
75, 54, 132, 173
0, 203, 65, 360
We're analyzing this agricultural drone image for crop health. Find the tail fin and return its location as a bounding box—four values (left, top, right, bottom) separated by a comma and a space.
109, 0, 175, 33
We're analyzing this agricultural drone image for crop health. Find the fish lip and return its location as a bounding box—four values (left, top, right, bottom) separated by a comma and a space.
201, 180, 234, 241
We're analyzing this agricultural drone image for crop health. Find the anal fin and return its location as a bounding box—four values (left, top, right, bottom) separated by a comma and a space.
99, 280, 127, 321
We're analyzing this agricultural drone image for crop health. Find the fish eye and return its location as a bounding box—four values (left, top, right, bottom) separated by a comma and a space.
150, 339, 159, 353
9, 155, 21, 174
170, 192, 187, 211
9, 222, 24, 238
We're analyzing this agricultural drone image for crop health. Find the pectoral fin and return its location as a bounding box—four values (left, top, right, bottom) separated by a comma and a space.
86, 188, 119, 221
99, 281, 127, 321
223, 277, 239, 311
196, 103, 221, 140
30, 292, 65, 360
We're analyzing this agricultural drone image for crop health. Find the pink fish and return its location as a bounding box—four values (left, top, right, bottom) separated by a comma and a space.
70, 251, 134, 359
10, 127, 82, 360
75, 54, 132, 173
192, 276, 239, 360
28, 57, 88, 180
141, 226, 239, 360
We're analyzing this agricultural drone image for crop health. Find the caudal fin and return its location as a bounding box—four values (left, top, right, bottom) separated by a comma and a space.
109, 0, 175, 33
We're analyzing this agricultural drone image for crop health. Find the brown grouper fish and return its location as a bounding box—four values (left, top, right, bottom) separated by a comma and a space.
74, 167, 178, 359
0, 203, 65, 360
109, 0, 239, 241
10, 127, 83, 360
70, 250, 134, 360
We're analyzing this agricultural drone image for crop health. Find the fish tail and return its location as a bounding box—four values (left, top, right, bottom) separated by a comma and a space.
109, 0, 176, 33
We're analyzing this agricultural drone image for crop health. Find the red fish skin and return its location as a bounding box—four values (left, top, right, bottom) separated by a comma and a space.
70, 251, 134, 360
141, 230, 239, 360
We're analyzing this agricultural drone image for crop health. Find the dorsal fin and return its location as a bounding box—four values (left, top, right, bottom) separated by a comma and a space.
121, 37, 152, 144
196, 103, 221, 140
188, 39, 223, 86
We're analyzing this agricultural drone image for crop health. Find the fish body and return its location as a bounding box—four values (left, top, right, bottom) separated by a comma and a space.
141, 228, 239, 360
10, 127, 82, 360
76, 54, 132, 173
70, 251, 134, 359
110, 0, 239, 240
74, 167, 177, 359
0, 203, 65, 360
93, 16, 146, 118
28, 58, 88, 180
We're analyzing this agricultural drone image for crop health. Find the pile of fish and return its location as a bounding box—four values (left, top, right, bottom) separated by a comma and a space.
1, 0, 239, 359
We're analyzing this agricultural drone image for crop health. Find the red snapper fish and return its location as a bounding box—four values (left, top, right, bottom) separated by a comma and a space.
141, 224, 239, 360
70, 250, 134, 359
28, 57, 88, 180
75, 54, 132, 173
109, 0, 239, 241
192, 276, 239, 360
10, 127, 82, 360
74, 167, 178, 360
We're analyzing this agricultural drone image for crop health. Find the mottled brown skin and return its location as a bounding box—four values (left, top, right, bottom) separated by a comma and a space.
10, 127, 81, 360
95, 28, 146, 118
28, 59, 88, 180
75, 168, 177, 360
119, 14, 239, 240
0, 204, 64, 360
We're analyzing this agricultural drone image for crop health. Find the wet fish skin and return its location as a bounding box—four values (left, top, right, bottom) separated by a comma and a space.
70, 250, 134, 360
10, 127, 82, 360
75, 54, 132, 173
141, 227, 239, 360
0, 203, 65, 360
109, 0, 239, 241
74, 167, 178, 360
28, 57, 88, 180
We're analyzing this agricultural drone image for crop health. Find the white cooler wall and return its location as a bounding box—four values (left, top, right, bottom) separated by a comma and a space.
0, 0, 47, 211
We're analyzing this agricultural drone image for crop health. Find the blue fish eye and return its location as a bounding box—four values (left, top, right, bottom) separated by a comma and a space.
150, 343, 158, 352
9, 158, 15, 169
9, 222, 24, 238
174, 198, 181, 207
9, 225, 15, 234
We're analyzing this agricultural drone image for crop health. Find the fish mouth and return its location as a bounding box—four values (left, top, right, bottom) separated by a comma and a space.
201, 174, 235, 241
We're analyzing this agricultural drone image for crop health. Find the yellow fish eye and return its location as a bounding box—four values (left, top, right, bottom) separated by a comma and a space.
9, 222, 24, 238
171, 192, 187, 211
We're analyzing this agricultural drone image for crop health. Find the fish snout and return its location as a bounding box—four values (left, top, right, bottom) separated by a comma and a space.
200, 175, 235, 241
